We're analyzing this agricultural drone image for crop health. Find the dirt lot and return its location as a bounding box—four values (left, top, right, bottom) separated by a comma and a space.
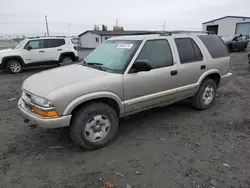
0, 53, 250, 188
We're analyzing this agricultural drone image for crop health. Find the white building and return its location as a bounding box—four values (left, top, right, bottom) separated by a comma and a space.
78, 30, 148, 49
202, 16, 250, 36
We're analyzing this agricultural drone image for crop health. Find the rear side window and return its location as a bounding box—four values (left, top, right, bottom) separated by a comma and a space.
175, 38, 203, 63
44, 39, 65, 48
136, 39, 173, 69
198, 35, 229, 58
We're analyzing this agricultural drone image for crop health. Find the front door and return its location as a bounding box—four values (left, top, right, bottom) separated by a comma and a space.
22, 39, 46, 64
123, 39, 178, 113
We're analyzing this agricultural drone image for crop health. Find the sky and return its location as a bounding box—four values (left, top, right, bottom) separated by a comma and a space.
0, 0, 250, 37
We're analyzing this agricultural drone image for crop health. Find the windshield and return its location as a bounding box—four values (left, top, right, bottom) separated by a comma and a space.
221, 36, 234, 42
84, 40, 141, 73
15, 40, 27, 49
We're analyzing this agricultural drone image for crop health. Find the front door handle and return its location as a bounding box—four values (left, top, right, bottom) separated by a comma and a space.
201, 65, 206, 70
39, 50, 45, 53
57, 49, 62, 51
170, 70, 178, 76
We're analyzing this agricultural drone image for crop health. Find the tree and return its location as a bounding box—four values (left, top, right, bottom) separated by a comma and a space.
93, 24, 100, 31
113, 25, 124, 31
102, 24, 108, 31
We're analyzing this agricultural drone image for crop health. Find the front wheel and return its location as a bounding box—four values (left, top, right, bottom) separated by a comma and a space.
70, 102, 119, 150
192, 79, 217, 110
6, 59, 22, 74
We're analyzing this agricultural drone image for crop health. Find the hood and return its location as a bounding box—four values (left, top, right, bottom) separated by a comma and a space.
0, 48, 14, 54
22, 64, 112, 97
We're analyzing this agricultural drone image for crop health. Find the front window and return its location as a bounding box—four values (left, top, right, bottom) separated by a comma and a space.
26, 40, 44, 49
84, 40, 141, 73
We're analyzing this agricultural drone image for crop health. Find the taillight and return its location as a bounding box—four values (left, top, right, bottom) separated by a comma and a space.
73, 46, 76, 50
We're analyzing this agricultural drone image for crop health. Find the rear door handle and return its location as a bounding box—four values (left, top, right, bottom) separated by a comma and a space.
170, 70, 178, 76
201, 65, 206, 70
39, 50, 45, 53
57, 49, 62, 51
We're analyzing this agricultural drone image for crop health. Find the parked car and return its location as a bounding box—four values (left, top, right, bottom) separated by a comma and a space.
221, 35, 249, 52
18, 32, 232, 150
0, 37, 78, 73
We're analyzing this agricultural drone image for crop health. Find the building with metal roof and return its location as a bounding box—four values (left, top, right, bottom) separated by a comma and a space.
78, 30, 148, 49
202, 16, 250, 36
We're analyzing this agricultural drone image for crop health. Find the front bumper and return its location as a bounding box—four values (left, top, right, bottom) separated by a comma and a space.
220, 72, 233, 86
18, 98, 71, 129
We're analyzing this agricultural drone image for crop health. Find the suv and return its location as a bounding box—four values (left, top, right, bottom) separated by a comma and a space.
0, 37, 78, 73
18, 31, 232, 150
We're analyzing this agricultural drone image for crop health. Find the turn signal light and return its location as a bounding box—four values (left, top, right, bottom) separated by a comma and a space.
32, 107, 58, 117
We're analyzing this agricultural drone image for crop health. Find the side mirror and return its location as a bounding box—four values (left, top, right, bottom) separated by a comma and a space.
27, 46, 32, 51
129, 60, 152, 73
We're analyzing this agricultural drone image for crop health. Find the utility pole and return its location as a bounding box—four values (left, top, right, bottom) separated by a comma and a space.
163, 20, 166, 31
68, 23, 70, 37
116, 19, 118, 27
45, 15, 49, 36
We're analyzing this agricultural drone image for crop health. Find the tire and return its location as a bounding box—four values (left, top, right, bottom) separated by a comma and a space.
192, 79, 217, 110
248, 54, 250, 63
6, 59, 22, 74
70, 102, 119, 150
60, 56, 73, 64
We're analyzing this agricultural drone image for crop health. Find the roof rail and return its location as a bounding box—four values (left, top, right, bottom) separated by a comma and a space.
160, 30, 214, 36
129, 31, 163, 35
28, 36, 67, 39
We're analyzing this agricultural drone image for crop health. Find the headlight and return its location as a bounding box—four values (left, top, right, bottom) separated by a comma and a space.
29, 95, 53, 108
22, 92, 58, 117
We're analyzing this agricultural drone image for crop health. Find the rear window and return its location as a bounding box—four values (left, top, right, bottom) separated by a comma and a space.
175, 38, 203, 64
198, 35, 229, 58
44, 39, 65, 48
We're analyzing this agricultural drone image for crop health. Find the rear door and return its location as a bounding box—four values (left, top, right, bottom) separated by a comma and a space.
174, 37, 205, 98
44, 39, 66, 61
22, 39, 46, 64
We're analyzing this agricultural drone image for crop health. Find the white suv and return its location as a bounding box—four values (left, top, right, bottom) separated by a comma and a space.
0, 37, 78, 73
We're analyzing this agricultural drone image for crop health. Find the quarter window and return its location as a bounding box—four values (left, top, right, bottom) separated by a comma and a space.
198, 35, 229, 58
26, 40, 44, 49
136, 40, 173, 69
175, 38, 203, 64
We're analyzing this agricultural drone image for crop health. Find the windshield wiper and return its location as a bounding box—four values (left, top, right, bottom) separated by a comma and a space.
86, 62, 105, 71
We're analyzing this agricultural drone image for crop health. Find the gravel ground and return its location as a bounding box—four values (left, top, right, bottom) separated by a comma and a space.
0, 53, 250, 188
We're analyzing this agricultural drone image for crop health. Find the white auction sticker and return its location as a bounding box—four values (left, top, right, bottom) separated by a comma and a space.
117, 44, 134, 49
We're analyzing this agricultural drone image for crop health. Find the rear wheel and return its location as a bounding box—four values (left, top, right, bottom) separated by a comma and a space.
6, 59, 22, 74
70, 102, 119, 150
61, 56, 73, 64
192, 79, 217, 110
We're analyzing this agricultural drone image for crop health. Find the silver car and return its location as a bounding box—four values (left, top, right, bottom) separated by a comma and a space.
18, 32, 232, 150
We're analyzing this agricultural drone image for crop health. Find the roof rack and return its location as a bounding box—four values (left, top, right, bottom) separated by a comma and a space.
128, 30, 214, 36
160, 30, 214, 36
